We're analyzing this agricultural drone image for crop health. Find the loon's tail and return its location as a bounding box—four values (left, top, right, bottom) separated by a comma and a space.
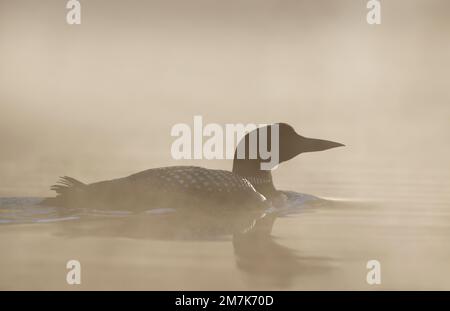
40, 176, 87, 206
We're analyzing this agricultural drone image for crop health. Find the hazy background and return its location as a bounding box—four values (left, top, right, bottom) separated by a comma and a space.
1, 0, 450, 290
1, 0, 448, 199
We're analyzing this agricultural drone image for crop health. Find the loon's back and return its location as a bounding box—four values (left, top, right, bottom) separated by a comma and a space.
43, 166, 267, 211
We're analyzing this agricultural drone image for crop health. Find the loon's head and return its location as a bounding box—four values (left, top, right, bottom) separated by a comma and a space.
232, 123, 344, 179
275, 123, 345, 163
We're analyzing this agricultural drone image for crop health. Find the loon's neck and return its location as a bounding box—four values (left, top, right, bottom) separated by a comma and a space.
232, 159, 278, 199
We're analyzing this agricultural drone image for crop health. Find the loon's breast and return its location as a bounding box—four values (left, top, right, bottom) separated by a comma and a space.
68, 166, 267, 211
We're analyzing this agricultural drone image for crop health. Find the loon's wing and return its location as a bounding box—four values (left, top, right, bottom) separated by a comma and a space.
128, 166, 263, 195
126, 166, 267, 207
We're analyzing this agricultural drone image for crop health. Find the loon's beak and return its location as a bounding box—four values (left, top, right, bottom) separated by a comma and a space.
300, 137, 345, 153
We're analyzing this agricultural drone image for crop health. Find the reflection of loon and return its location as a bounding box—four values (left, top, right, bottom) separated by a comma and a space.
42, 123, 343, 213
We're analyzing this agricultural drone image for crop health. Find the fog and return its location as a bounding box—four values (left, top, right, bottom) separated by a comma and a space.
0, 0, 449, 290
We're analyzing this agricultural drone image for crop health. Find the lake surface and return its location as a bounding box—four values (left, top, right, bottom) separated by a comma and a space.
1, 163, 449, 290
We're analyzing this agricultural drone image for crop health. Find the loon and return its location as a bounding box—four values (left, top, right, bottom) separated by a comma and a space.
41, 123, 344, 212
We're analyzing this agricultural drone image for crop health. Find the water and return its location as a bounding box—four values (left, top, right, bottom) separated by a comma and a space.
1, 172, 449, 290
0, 191, 326, 290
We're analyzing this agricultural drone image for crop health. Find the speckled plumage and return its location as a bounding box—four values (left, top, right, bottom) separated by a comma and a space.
129, 166, 260, 194
44, 166, 268, 211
